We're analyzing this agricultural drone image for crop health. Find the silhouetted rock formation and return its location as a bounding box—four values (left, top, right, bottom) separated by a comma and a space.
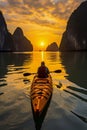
0, 11, 15, 51
0, 11, 33, 52
13, 27, 33, 51
59, 1, 87, 51
46, 42, 58, 51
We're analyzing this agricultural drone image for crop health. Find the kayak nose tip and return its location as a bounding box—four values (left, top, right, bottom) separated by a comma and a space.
35, 109, 40, 116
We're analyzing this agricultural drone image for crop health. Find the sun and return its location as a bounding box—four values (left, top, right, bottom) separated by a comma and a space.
39, 41, 45, 50
40, 42, 45, 47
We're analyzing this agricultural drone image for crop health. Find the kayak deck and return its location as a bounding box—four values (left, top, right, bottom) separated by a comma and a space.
30, 74, 53, 116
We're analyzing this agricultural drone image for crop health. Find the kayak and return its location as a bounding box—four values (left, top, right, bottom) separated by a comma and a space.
30, 74, 53, 116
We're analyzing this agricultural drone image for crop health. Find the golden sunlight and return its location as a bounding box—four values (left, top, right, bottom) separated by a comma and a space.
40, 41, 45, 47
39, 41, 45, 51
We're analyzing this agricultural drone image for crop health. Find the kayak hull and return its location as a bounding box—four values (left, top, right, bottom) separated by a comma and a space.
30, 74, 53, 116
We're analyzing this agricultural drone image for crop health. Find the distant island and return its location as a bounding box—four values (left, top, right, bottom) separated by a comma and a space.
0, 11, 33, 52
59, 1, 87, 51
46, 42, 58, 51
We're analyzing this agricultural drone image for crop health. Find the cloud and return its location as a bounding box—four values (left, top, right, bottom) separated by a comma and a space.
50, 0, 82, 19
7, 0, 23, 5
0, 0, 8, 8
0, 0, 84, 36
0, 0, 83, 21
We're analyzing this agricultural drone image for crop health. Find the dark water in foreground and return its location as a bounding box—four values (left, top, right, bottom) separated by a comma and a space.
0, 51, 87, 130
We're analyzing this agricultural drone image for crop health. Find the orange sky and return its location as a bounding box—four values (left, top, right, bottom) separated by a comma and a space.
0, 0, 83, 50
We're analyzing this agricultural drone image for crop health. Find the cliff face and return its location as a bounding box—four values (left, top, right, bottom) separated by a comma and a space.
0, 11, 14, 51
13, 27, 33, 51
59, 1, 87, 51
46, 42, 58, 51
0, 11, 33, 52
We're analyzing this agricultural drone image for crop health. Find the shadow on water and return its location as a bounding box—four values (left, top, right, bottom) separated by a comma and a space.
0, 79, 7, 87
0, 92, 4, 95
0, 52, 33, 96
67, 86, 87, 95
0, 52, 32, 78
60, 52, 87, 89
71, 111, 87, 123
32, 95, 52, 130
55, 82, 87, 102
64, 89, 87, 102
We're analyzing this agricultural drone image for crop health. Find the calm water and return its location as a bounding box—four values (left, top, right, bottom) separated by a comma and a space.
0, 51, 87, 130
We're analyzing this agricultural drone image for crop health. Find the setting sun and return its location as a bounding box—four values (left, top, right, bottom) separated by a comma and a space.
40, 42, 45, 47
39, 41, 46, 51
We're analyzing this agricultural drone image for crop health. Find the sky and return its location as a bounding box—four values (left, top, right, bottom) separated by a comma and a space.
0, 0, 84, 50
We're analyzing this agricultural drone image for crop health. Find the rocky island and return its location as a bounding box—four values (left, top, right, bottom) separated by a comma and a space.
0, 11, 33, 52
46, 42, 58, 51
59, 1, 87, 51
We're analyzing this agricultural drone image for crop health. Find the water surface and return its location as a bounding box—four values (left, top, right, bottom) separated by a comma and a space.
0, 51, 87, 130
